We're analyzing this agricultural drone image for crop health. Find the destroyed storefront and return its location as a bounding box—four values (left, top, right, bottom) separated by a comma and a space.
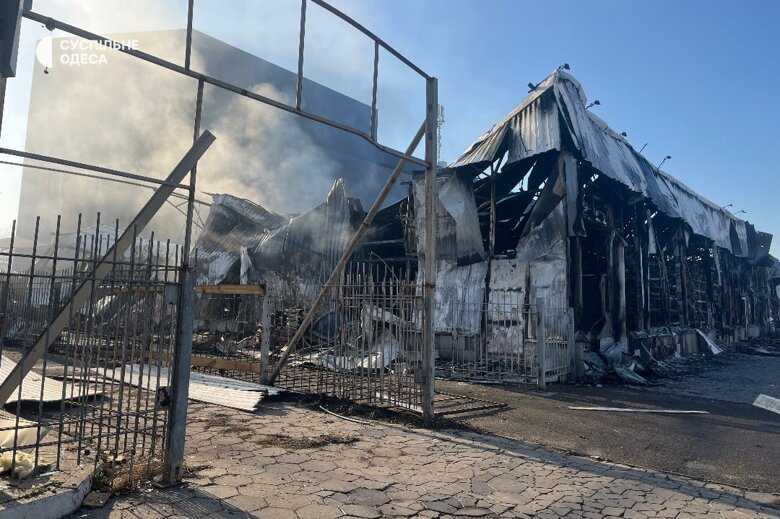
439, 69, 775, 360
193, 70, 776, 387
351, 71, 776, 380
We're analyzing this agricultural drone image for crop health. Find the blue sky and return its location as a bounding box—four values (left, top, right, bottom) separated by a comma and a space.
335, 0, 779, 255
2, 0, 778, 254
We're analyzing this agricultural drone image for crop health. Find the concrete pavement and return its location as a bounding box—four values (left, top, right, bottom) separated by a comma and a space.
69, 401, 779, 518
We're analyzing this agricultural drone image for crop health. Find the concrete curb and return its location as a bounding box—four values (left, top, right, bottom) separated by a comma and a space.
0, 467, 92, 519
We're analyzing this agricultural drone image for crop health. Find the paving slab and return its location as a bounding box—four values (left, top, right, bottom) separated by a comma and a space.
67, 401, 780, 518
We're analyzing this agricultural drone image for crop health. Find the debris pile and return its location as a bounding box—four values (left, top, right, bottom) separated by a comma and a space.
735, 332, 780, 357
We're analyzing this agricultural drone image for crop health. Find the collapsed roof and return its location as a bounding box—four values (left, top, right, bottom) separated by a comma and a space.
450, 69, 771, 258
195, 179, 363, 288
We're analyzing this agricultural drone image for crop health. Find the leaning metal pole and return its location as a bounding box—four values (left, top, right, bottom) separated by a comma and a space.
421, 77, 438, 418
268, 120, 426, 384
0, 131, 216, 406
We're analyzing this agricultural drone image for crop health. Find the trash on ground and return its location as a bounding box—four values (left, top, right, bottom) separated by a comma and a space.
82, 491, 112, 509
696, 329, 723, 355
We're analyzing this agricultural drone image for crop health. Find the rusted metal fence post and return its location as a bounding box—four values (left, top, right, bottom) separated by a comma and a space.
536, 297, 547, 390
421, 77, 438, 419
163, 271, 195, 484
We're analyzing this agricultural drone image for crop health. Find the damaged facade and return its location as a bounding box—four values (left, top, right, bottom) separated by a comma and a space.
196, 69, 778, 380
434, 69, 777, 360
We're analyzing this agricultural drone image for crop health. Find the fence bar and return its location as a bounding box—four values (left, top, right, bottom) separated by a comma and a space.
0, 147, 191, 189
421, 77, 438, 418
259, 294, 272, 385
370, 41, 379, 140
184, 0, 194, 70
268, 120, 426, 384
295, 0, 307, 110
536, 297, 546, 390
0, 131, 215, 406
308, 0, 429, 79
22, 10, 427, 168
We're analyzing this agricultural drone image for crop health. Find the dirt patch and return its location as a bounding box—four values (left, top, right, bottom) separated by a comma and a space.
93, 457, 164, 494
253, 433, 358, 449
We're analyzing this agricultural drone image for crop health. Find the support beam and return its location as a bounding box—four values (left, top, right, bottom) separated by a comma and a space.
560, 151, 580, 237
570, 237, 583, 329
678, 231, 690, 326
267, 120, 426, 384
633, 205, 645, 331
163, 80, 206, 485
489, 163, 496, 256
616, 238, 628, 345
536, 297, 547, 390
567, 307, 576, 382
0, 131, 216, 406
560, 151, 582, 330
673, 230, 685, 325
421, 77, 438, 419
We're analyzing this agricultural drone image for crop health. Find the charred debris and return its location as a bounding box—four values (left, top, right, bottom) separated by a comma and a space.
194, 69, 780, 381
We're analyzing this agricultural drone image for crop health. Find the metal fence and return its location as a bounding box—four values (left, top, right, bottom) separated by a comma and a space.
187, 265, 573, 414
273, 265, 425, 411
188, 264, 426, 411
0, 216, 181, 485
434, 287, 573, 386
0, 0, 436, 490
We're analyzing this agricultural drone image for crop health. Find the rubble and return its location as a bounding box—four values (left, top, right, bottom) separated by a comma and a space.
735, 332, 780, 357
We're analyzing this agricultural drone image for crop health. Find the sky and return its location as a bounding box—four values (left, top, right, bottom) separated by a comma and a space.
1, 0, 778, 254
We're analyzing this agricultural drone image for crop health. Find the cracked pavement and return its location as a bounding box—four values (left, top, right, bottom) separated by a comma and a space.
69, 401, 779, 518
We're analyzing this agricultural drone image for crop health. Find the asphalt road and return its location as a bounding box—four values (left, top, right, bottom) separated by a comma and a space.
438, 353, 780, 494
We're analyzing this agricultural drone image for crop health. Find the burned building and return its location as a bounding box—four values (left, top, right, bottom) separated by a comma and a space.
196, 69, 777, 383
358, 69, 777, 364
